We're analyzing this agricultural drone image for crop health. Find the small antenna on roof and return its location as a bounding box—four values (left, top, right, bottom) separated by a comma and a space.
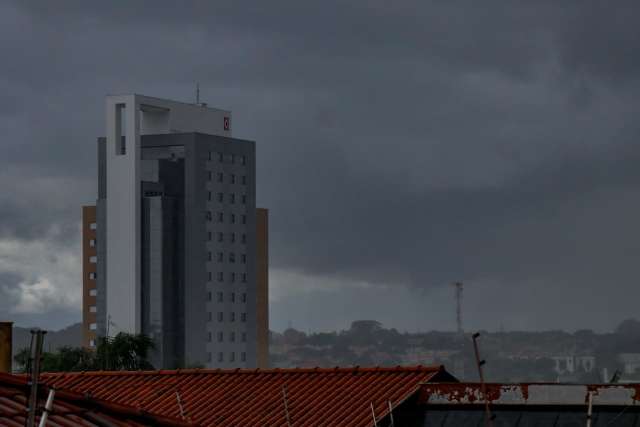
196, 83, 200, 105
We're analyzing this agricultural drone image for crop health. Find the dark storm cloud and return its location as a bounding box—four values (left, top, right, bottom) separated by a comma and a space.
1, 1, 640, 330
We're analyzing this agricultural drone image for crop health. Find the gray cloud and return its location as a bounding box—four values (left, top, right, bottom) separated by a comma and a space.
1, 1, 640, 331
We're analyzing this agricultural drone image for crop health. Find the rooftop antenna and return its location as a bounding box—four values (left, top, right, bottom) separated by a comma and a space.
196, 83, 200, 105
452, 282, 463, 334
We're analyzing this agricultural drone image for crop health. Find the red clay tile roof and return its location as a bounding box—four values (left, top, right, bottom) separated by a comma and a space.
0, 372, 193, 426
41, 366, 456, 426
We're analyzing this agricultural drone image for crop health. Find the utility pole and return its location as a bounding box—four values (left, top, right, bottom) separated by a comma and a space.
27, 329, 46, 427
472, 332, 494, 427
453, 282, 463, 334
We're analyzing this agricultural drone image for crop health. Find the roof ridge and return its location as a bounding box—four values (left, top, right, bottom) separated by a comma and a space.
40, 365, 444, 376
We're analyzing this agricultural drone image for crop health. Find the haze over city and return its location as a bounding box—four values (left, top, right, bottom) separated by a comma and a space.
2, 1, 640, 335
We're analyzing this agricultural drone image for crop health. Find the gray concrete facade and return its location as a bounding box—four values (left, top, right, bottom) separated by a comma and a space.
96, 132, 257, 368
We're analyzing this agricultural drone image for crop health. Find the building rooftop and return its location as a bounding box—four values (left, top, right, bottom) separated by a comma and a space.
0, 372, 190, 426
40, 366, 456, 426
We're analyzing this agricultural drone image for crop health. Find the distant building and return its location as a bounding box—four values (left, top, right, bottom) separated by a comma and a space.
551, 355, 595, 376
81, 205, 97, 348
82, 94, 268, 369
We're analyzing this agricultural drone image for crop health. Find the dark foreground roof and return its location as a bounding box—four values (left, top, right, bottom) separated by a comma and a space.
41, 366, 456, 426
0, 372, 192, 426
408, 382, 640, 426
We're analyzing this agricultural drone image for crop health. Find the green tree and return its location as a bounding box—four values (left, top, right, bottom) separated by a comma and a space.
14, 333, 155, 373
96, 333, 155, 370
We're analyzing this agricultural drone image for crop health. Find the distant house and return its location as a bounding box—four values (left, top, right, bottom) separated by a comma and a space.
619, 353, 640, 375
552, 355, 595, 376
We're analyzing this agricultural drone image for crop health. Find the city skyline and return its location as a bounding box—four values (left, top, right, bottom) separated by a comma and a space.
2, 2, 640, 335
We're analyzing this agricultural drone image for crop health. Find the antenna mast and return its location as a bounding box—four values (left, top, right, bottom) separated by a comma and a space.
196, 83, 200, 105
453, 282, 463, 334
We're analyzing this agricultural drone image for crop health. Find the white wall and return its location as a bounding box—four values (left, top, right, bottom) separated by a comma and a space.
104, 94, 232, 336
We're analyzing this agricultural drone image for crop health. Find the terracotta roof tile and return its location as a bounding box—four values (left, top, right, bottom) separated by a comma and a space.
0, 372, 192, 426
41, 366, 456, 426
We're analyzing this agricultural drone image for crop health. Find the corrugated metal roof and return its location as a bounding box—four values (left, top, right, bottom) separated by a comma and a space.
0, 372, 192, 426
41, 366, 455, 426
419, 382, 640, 405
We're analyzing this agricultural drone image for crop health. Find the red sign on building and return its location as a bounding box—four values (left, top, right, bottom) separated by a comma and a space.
223, 117, 230, 131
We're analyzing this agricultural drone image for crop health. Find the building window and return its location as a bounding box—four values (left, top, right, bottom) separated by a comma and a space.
208, 231, 212, 241
241, 352, 246, 362
207, 292, 212, 301
230, 233, 236, 243
230, 332, 236, 342
89, 339, 96, 347
230, 352, 235, 362
241, 155, 246, 165
230, 292, 236, 303
230, 272, 236, 283
89, 323, 97, 331
242, 234, 246, 244
208, 312, 212, 321
217, 272, 224, 282
242, 273, 247, 283
217, 212, 224, 222
217, 331, 223, 342
89, 272, 97, 280
229, 253, 235, 263
217, 291, 223, 303
241, 215, 246, 224
208, 332, 212, 342
89, 289, 97, 297
218, 232, 224, 242
241, 312, 247, 322
242, 175, 247, 185
230, 154, 235, 164
217, 312, 224, 322
229, 193, 235, 204
230, 214, 236, 224
217, 252, 223, 262
217, 192, 224, 203
89, 222, 97, 230
205, 211, 212, 222
241, 293, 247, 303
208, 252, 212, 261
89, 256, 97, 264
89, 306, 97, 313
208, 352, 213, 363
241, 254, 247, 264
208, 151, 212, 161
231, 174, 236, 184
217, 172, 223, 182
208, 191, 212, 201
218, 352, 224, 362
208, 171, 212, 181
89, 239, 96, 247
230, 312, 236, 322
208, 271, 212, 281
241, 332, 247, 342
241, 194, 247, 204
218, 152, 224, 162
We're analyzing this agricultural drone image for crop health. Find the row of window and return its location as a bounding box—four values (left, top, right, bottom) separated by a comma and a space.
208, 271, 248, 283
207, 252, 247, 264
208, 152, 247, 166
207, 331, 247, 343
207, 172, 248, 185
89, 222, 97, 230
208, 351, 246, 363
208, 312, 248, 322
208, 291, 247, 303
208, 192, 248, 205
208, 231, 247, 244
205, 211, 247, 224
89, 256, 97, 263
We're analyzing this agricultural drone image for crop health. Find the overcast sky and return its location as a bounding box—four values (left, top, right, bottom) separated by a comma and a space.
1, 1, 639, 333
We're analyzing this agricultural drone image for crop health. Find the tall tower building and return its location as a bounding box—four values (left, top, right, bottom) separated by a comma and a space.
82, 94, 268, 369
